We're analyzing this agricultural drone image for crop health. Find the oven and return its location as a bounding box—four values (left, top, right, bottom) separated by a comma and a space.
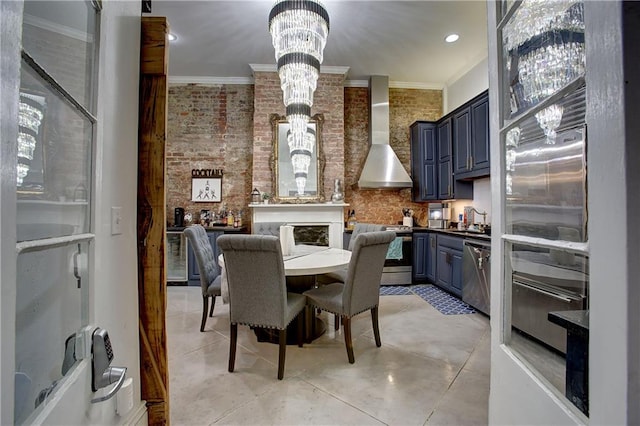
382, 226, 413, 285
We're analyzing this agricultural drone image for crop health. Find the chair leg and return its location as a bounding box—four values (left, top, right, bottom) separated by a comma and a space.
200, 295, 209, 332
334, 314, 340, 330
297, 311, 304, 348
209, 295, 216, 317
371, 306, 382, 347
228, 323, 237, 373
278, 329, 287, 380
343, 316, 355, 364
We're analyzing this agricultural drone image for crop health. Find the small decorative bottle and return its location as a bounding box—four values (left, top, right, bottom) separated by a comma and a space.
347, 210, 357, 230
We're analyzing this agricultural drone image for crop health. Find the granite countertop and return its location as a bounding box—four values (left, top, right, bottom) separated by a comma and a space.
167, 225, 247, 232
344, 226, 491, 241
410, 227, 491, 241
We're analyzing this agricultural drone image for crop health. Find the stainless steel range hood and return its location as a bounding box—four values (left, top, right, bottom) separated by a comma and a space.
357, 75, 413, 189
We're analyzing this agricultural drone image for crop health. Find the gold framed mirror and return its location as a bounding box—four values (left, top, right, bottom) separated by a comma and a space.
270, 113, 325, 203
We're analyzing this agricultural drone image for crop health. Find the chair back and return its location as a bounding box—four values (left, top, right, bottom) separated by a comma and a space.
217, 234, 289, 329
184, 225, 220, 294
348, 223, 385, 251
343, 230, 396, 316
252, 222, 285, 236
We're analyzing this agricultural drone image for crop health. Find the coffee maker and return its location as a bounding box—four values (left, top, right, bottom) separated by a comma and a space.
174, 207, 185, 227
428, 203, 450, 229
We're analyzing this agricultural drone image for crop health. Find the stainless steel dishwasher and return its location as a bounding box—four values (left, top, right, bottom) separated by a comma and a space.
462, 239, 491, 315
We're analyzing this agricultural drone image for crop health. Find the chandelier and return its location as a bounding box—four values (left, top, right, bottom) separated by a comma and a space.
269, 0, 329, 195
17, 93, 45, 186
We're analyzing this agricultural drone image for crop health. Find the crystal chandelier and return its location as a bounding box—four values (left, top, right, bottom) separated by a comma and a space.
269, 0, 329, 196
17, 93, 45, 186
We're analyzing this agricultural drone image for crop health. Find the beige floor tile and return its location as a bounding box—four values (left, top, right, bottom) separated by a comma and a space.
166, 286, 491, 426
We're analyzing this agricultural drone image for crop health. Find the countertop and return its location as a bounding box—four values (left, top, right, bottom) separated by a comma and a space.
167, 225, 247, 232
344, 226, 490, 241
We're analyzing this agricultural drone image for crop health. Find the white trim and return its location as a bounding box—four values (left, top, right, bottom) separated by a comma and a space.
249, 63, 350, 76
168, 76, 253, 85
345, 79, 443, 90
23, 14, 93, 43
120, 400, 148, 426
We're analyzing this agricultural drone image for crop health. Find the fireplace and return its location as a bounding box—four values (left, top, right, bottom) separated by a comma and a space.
249, 203, 348, 248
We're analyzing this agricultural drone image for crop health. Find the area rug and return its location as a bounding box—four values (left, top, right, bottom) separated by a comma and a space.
410, 284, 476, 315
380, 285, 476, 315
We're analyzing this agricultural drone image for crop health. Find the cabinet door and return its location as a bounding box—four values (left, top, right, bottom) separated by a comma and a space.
450, 249, 463, 296
426, 233, 437, 282
412, 233, 428, 282
438, 159, 452, 200
411, 122, 438, 202
436, 246, 452, 290
453, 107, 471, 175
471, 94, 490, 174
437, 118, 451, 161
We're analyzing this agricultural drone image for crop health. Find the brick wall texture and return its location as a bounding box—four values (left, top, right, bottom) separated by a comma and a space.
166, 79, 442, 227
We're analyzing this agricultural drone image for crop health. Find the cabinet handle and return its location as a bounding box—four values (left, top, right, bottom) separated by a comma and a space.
470, 155, 473, 170
446, 252, 452, 264
431, 238, 436, 248
447, 184, 451, 197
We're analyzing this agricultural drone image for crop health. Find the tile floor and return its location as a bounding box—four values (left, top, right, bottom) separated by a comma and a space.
167, 286, 491, 425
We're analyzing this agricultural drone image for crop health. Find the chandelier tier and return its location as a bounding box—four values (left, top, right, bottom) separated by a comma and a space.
269, 0, 329, 196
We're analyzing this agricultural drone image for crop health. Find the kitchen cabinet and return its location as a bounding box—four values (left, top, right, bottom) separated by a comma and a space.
435, 234, 464, 297
426, 232, 437, 282
413, 231, 438, 282
453, 91, 490, 180
410, 121, 438, 201
438, 117, 473, 200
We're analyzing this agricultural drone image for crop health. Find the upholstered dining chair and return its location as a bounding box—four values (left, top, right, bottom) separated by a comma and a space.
304, 230, 396, 364
217, 234, 306, 380
184, 224, 222, 332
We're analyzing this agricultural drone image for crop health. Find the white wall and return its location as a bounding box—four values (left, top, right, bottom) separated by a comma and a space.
444, 57, 489, 114
91, 0, 143, 421
444, 57, 491, 223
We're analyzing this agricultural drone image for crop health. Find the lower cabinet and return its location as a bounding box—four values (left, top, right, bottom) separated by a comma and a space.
435, 235, 464, 297
413, 231, 451, 287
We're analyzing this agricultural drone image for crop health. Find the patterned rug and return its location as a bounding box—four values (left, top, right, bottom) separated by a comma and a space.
380, 284, 476, 315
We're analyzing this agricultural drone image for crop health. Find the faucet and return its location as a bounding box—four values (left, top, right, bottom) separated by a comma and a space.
466, 207, 488, 225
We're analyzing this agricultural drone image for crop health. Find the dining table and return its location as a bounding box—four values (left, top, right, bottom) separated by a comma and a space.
218, 244, 351, 343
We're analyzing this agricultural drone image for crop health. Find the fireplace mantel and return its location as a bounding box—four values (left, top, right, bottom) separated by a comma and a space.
250, 202, 349, 248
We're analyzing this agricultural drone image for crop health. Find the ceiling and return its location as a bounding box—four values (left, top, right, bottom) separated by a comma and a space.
148, 1, 488, 87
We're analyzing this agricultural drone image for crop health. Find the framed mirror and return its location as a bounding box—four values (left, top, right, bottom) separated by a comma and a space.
270, 113, 325, 203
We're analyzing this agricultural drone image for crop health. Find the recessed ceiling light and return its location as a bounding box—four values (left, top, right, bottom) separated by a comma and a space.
168, 33, 177, 42
445, 34, 459, 43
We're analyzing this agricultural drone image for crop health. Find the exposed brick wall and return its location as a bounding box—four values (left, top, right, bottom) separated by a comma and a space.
344, 87, 442, 226
251, 71, 345, 199
166, 84, 253, 224
166, 80, 441, 228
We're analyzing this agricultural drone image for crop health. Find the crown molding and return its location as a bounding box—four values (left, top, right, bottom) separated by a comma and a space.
23, 14, 93, 43
345, 80, 443, 90
249, 64, 350, 76
168, 76, 254, 85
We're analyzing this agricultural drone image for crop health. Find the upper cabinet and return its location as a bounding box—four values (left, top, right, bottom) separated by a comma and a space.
411, 121, 438, 201
453, 91, 490, 180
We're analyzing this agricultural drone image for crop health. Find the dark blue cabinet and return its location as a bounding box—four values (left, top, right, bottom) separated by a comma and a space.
412, 232, 428, 282
411, 122, 438, 201
435, 234, 464, 297
426, 233, 437, 283
437, 119, 452, 200
454, 91, 490, 180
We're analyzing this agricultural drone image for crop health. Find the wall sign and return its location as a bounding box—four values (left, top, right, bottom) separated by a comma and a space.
191, 169, 222, 202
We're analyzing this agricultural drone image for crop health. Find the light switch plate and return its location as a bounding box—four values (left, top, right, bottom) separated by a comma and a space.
111, 206, 123, 235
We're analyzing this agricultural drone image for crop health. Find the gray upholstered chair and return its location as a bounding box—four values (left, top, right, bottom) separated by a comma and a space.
304, 230, 396, 364
318, 223, 385, 285
252, 222, 285, 237
184, 224, 222, 332
217, 234, 306, 380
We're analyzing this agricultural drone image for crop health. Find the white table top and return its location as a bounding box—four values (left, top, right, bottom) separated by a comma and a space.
282, 246, 351, 276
